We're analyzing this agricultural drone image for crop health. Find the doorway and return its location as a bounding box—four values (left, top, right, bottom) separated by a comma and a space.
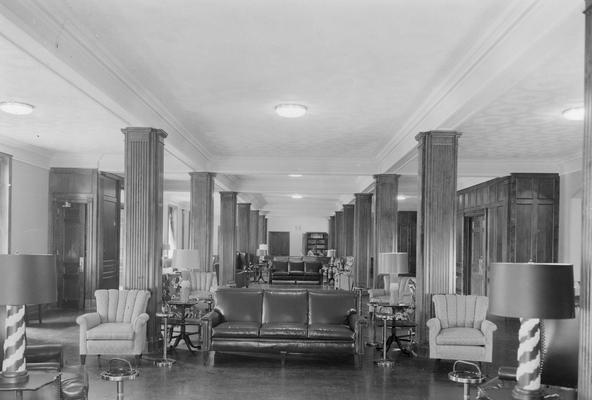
268, 231, 290, 256
463, 212, 487, 296
54, 201, 88, 309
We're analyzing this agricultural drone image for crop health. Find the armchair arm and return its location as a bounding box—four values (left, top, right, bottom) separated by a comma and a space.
75, 312, 101, 330
367, 288, 387, 298
132, 313, 150, 333
480, 319, 497, 344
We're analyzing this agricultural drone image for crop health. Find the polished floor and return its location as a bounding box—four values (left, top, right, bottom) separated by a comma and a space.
26, 292, 520, 400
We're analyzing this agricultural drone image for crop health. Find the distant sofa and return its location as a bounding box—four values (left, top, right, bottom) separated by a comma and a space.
269, 256, 327, 284
201, 288, 363, 363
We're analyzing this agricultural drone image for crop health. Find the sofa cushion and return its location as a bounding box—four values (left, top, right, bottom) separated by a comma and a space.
263, 290, 308, 323
272, 271, 291, 276
307, 324, 354, 341
273, 261, 289, 273
308, 291, 356, 325
435, 327, 486, 346
289, 259, 304, 272
215, 288, 263, 323
304, 261, 322, 274
86, 323, 134, 340
259, 323, 308, 339
212, 322, 260, 338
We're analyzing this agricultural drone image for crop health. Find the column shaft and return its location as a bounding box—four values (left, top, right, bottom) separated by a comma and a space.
579, 2, 592, 397
258, 215, 266, 245
219, 192, 237, 285
237, 203, 251, 253
328, 216, 336, 249
190, 172, 215, 271
335, 211, 344, 258
249, 210, 260, 255
343, 204, 355, 257
415, 130, 461, 344
354, 193, 373, 287
122, 127, 166, 348
374, 174, 400, 286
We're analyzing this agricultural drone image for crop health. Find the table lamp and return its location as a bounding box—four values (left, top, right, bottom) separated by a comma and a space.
171, 249, 200, 271
378, 252, 408, 304
256, 244, 268, 263
0, 254, 57, 385
489, 262, 574, 400
326, 249, 336, 266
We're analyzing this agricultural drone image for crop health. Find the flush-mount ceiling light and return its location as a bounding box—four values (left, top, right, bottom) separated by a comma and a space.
397, 195, 406, 201
289, 174, 303, 178
562, 107, 584, 121
275, 104, 307, 118
291, 194, 303, 199
0, 101, 34, 115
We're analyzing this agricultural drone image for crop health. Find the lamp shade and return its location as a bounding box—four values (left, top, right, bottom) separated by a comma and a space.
378, 252, 408, 275
258, 244, 268, 251
256, 249, 267, 257
171, 249, 200, 270
489, 263, 574, 319
326, 249, 336, 258
0, 254, 57, 305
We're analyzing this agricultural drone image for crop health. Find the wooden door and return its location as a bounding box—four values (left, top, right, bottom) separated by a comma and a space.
268, 231, 290, 256
99, 175, 120, 289
55, 202, 88, 309
463, 213, 487, 296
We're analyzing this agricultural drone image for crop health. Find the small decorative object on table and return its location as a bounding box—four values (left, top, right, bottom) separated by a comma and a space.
179, 280, 191, 303
100, 358, 139, 400
448, 360, 485, 400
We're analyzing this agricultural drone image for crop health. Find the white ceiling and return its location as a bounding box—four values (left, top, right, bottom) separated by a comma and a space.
0, 0, 585, 217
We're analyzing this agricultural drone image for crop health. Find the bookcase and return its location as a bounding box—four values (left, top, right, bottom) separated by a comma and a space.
302, 232, 329, 255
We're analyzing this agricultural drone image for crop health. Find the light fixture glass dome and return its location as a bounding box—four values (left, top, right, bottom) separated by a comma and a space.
0, 101, 34, 115
291, 194, 303, 199
275, 104, 307, 118
562, 107, 584, 121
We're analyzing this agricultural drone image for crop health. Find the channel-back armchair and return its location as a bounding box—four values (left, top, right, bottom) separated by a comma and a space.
427, 294, 497, 363
76, 289, 150, 365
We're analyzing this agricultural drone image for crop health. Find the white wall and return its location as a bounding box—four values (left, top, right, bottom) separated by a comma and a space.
267, 216, 329, 256
559, 170, 582, 288
11, 160, 49, 254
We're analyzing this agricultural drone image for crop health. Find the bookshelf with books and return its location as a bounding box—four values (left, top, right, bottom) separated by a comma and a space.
302, 232, 329, 256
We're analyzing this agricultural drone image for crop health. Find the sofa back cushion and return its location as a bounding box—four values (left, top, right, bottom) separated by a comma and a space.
95, 289, 151, 323
432, 294, 488, 329
303, 256, 323, 273
215, 288, 263, 323
308, 290, 356, 325
273, 257, 289, 273
262, 290, 308, 324
289, 257, 304, 272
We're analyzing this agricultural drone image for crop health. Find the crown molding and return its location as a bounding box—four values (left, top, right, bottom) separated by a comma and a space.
0, 136, 51, 169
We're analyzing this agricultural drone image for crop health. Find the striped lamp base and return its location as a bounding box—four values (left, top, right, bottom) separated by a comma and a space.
512, 318, 542, 400
1, 305, 28, 385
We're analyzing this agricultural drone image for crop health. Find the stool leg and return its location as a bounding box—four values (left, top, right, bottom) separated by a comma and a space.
463, 383, 470, 400
117, 381, 124, 400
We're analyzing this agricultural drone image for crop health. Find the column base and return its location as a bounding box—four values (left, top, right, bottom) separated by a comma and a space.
0, 371, 28, 386
512, 385, 543, 400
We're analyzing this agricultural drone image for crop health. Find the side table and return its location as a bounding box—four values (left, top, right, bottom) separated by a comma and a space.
168, 299, 201, 354
374, 312, 396, 367
154, 312, 176, 367
100, 358, 139, 400
0, 371, 61, 400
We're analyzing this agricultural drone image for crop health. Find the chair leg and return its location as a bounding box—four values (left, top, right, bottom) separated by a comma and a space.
80, 355, 86, 365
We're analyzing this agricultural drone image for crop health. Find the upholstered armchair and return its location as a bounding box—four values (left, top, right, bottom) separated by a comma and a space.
427, 294, 497, 363
76, 289, 150, 365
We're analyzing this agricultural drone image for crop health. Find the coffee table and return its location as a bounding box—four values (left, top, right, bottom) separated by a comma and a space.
0, 371, 60, 400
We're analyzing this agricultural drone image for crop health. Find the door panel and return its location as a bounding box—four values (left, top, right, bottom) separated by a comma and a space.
268, 231, 290, 256
469, 215, 486, 296
57, 202, 87, 309
100, 195, 119, 289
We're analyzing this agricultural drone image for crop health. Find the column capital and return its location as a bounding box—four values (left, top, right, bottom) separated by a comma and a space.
121, 127, 168, 140
415, 130, 461, 142
189, 171, 216, 178
373, 173, 400, 182
343, 204, 354, 210
237, 202, 252, 206
220, 191, 237, 199
354, 193, 373, 200
586, 0, 592, 14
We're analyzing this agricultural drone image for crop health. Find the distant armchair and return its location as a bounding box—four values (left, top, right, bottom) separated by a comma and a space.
427, 294, 497, 363
76, 289, 151, 365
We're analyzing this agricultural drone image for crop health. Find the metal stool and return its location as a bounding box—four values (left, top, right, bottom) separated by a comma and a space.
448, 360, 486, 400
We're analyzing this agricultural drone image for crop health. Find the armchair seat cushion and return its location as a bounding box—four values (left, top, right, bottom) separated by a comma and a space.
308, 324, 355, 341
260, 323, 308, 339
212, 322, 260, 338
86, 323, 134, 340
435, 327, 485, 346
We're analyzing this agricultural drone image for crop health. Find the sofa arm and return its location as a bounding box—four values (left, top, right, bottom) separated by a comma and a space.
347, 310, 359, 331
202, 310, 224, 327
132, 313, 150, 333
426, 317, 441, 340
201, 310, 224, 350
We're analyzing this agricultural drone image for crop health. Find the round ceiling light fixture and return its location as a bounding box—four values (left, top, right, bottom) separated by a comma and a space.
275, 103, 307, 118
291, 194, 303, 199
397, 195, 406, 201
289, 174, 303, 178
562, 107, 584, 121
0, 101, 34, 115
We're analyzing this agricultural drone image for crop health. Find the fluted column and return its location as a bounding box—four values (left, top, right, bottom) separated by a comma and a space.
122, 127, 166, 348
219, 192, 237, 285
328, 215, 336, 250
263, 217, 268, 244
190, 172, 215, 271
258, 215, 266, 245
415, 130, 461, 344
335, 211, 344, 258
354, 193, 373, 287
580, 2, 592, 397
374, 174, 400, 286
237, 203, 251, 253
343, 204, 355, 257
249, 210, 260, 255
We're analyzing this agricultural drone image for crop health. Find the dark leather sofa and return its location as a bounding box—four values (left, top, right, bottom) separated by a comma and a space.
269, 256, 327, 284
201, 288, 363, 363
